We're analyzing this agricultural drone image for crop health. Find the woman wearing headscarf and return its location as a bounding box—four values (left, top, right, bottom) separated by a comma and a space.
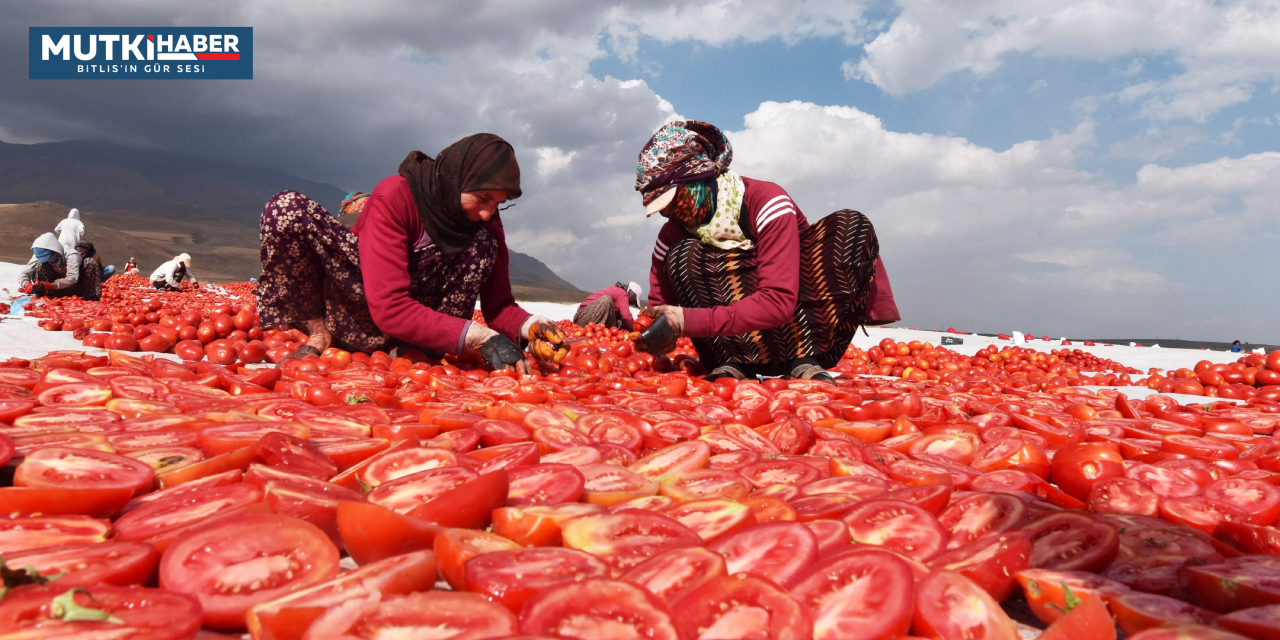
71, 242, 104, 301
634, 120, 895, 382
256, 133, 565, 371
18, 232, 85, 299
574, 281, 642, 330
54, 208, 85, 252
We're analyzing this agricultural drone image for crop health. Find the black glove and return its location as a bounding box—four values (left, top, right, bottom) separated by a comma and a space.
634, 315, 678, 355
31, 282, 50, 296
478, 334, 524, 371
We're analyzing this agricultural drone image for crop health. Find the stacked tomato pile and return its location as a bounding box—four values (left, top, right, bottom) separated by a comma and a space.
1147, 353, 1280, 401
836, 339, 1146, 389
3, 342, 1280, 640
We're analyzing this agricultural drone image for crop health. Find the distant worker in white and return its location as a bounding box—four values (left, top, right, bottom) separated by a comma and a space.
151, 253, 198, 291
54, 208, 85, 252
18, 232, 92, 299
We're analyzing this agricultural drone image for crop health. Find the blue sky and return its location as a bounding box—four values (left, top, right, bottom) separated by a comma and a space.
4, 1, 1279, 343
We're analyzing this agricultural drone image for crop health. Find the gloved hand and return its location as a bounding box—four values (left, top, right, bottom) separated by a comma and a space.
644, 305, 685, 337
522, 315, 567, 345
32, 282, 51, 296
18, 283, 33, 295
634, 314, 679, 355
478, 334, 527, 373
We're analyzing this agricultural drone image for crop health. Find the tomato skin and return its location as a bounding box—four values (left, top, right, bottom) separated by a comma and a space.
1051, 443, 1126, 502
790, 547, 913, 640
159, 512, 341, 629
562, 511, 702, 576
519, 579, 680, 640
0, 486, 135, 518
336, 501, 442, 566
913, 570, 1019, 640
307, 590, 519, 639
0, 513, 111, 554
1024, 511, 1120, 574
434, 528, 522, 590
1110, 591, 1220, 635
842, 499, 948, 562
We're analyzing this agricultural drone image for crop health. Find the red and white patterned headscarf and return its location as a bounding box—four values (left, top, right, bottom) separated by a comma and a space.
634, 120, 733, 207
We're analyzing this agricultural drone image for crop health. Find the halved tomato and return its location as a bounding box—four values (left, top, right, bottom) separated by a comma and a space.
506, 463, 584, 506
336, 501, 442, 566
14, 446, 155, 495
842, 499, 947, 561
0, 585, 202, 640
248, 549, 438, 640
621, 546, 727, 607
672, 573, 812, 640
462, 547, 610, 613
707, 521, 819, 588
913, 570, 1019, 640
929, 531, 1033, 602
663, 499, 757, 541
579, 463, 659, 505
561, 511, 701, 575
159, 512, 340, 629
1023, 511, 1120, 573
519, 579, 679, 640
790, 547, 914, 640
304, 591, 517, 639
3, 540, 159, 588
0, 514, 111, 554
433, 528, 522, 590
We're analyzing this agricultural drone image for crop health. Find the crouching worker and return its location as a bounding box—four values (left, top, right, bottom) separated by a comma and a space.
151, 253, 197, 291
574, 281, 641, 330
18, 233, 91, 299
124, 257, 139, 275
633, 121, 890, 383
255, 133, 565, 371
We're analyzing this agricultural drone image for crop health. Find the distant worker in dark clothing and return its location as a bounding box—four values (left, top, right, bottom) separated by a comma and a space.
1232, 340, 1244, 353
18, 232, 95, 300
70, 242, 104, 301
151, 253, 197, 291
574, 281, 641, 330
76, 242, 115, 282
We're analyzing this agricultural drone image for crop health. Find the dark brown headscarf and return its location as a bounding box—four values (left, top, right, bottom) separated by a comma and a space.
398, 133, 522, 256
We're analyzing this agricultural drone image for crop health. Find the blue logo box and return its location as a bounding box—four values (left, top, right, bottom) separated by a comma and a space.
30, 27, 253, 79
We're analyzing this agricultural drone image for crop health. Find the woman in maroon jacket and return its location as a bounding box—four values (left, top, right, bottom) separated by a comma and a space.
635, 121, 894, 382
256, 134, 564, 371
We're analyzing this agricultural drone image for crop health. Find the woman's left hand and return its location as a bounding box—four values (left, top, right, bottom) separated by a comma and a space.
523, 315, 567, 345
644, 305, 685, 337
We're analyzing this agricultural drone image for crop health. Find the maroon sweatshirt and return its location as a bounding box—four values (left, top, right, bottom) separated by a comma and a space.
648, 177, 809, 337
578, 285, 636, 330
353, 176, 530, 354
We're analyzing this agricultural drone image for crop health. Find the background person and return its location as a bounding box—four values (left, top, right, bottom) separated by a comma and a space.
634, 120, 891, 382
574, 281, 641, 330
71, 242, 104, 301
123, 257, 139, 275
17, 232, 85, 298
255, 133, 565, 371
54, 207, 84, 252
150, 253, 197, 291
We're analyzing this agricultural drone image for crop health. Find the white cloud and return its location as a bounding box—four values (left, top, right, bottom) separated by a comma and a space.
1108, 127, 1206, 161
848, 1, 1280, 122
535, 147, 578, 178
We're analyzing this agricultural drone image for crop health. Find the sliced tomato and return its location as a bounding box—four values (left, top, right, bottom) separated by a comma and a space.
1203, 477, 1280, 526
3, 541, 160, 588
253, 432, 337, 480
579, 463, 660, 505
672, 573, 812, 640
462, 547, 610, 613
929, 531, 1032, 602
304, 591, 517, 639
156, 444, 256, 489
0, 585, 202, 640
707, 521, 819, 588
1015, 568, 1132, 625
14, 446, 155, 495
1218, 604, 1280, 640
937, 492, 1026, 549
913, 569, 1019, 640
0, 486, 135, 518
789, 546, 914, 640
248, 549, 438, 640
365, 466, 477, 514
659, 468, 752, 502
491, 503, 605, 548
561, 510, 701, 575
122, 468, 241, 514
628, 440, 712, 479
804, 518, 853, 559
519, 579, 680, 640
0, 514, 110, 554
159, 512, 339, 628
506, 463, 584, 506
738, 459, 822, 488
663, 498, 757, 541
621, 546, 727, 607
842, 498, 948, 561
113, 482, 263, 548
1023, 511, 1120, 573
433, 528, 522, 590
1111, 591, 1220, 635
356, 445, 458, 489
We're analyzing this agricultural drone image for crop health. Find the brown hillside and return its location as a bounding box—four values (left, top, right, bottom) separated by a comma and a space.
0, 202, 259, 282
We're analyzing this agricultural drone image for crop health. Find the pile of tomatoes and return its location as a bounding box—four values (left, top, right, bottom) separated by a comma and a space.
1146, 353, 1280, 401
2, 333, 1280, 640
